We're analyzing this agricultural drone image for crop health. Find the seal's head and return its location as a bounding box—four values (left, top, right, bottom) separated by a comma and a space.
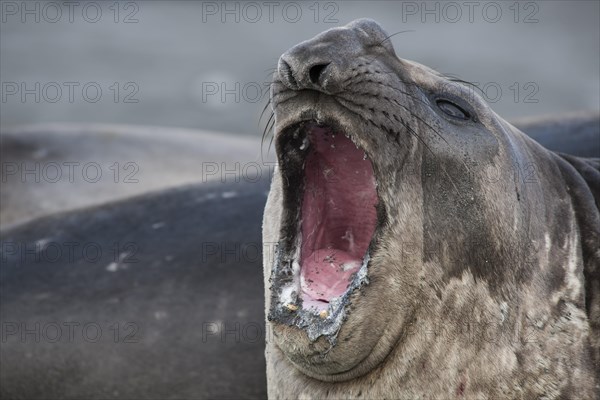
263, 18, 597, 394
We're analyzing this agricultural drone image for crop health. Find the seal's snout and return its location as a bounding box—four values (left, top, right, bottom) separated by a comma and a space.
276, 18, 394, 94
277, 49, 334, 92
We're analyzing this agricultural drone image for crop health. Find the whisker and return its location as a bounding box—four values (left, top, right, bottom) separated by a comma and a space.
264, 71, 278, 81
444, 74, 485, 96
340, 85, 450, 147
262, 112, 275, 145
260, 111, 276, 161
259, 98, 272, 126
375, 30, 414, 47
359, 30, 415, 66
333, 94, 463, 195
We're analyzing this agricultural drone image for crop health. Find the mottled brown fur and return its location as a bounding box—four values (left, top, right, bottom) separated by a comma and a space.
263, 19, 599, 399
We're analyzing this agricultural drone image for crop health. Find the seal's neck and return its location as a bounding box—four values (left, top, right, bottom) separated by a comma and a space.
552, 152, 600, 366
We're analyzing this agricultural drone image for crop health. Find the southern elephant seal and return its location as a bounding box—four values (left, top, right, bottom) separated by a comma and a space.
511, 111, 600, 158
263, 18, 599, 398
1, 178, 270, 399
0, 123, 266, 229
0, 114, 597, 399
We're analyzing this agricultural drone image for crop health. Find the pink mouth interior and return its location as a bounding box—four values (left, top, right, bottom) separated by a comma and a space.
300, 125, 378, 311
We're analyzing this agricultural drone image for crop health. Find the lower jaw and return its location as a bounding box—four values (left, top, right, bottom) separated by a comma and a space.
269, 279, 395, 382
269, 239, 372, 342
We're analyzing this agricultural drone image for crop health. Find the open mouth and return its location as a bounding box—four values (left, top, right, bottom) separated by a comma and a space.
299, 124, 379, 310
269, 119, 381, 338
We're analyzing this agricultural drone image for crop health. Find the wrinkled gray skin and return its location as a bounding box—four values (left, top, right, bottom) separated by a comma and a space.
263, 19, 600, 398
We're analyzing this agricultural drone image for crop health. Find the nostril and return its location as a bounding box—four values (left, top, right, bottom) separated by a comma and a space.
279, 58, 298, 89
309, 63, 330, 85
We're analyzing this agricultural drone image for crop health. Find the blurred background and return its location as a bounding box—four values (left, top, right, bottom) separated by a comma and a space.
1, 0, 599, 136
1, 3, 599, 398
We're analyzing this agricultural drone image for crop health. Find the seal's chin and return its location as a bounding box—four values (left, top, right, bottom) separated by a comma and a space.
299, 124, 378, 311
269, 119, 381, 341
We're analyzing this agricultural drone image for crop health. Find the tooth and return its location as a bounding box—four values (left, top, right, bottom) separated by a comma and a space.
299, 137, 308, 150
285, 303, 298, 312
319, 310, 328, 319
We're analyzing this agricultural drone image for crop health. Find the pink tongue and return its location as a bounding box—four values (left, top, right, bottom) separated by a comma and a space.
300, 248, 362, 302
298, 125, 377, 311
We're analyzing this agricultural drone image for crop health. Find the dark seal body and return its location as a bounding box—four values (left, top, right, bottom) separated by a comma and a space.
1, 179, 269, 399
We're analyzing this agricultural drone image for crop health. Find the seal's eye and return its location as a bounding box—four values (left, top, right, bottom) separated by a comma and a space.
436, 99, 470, 120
